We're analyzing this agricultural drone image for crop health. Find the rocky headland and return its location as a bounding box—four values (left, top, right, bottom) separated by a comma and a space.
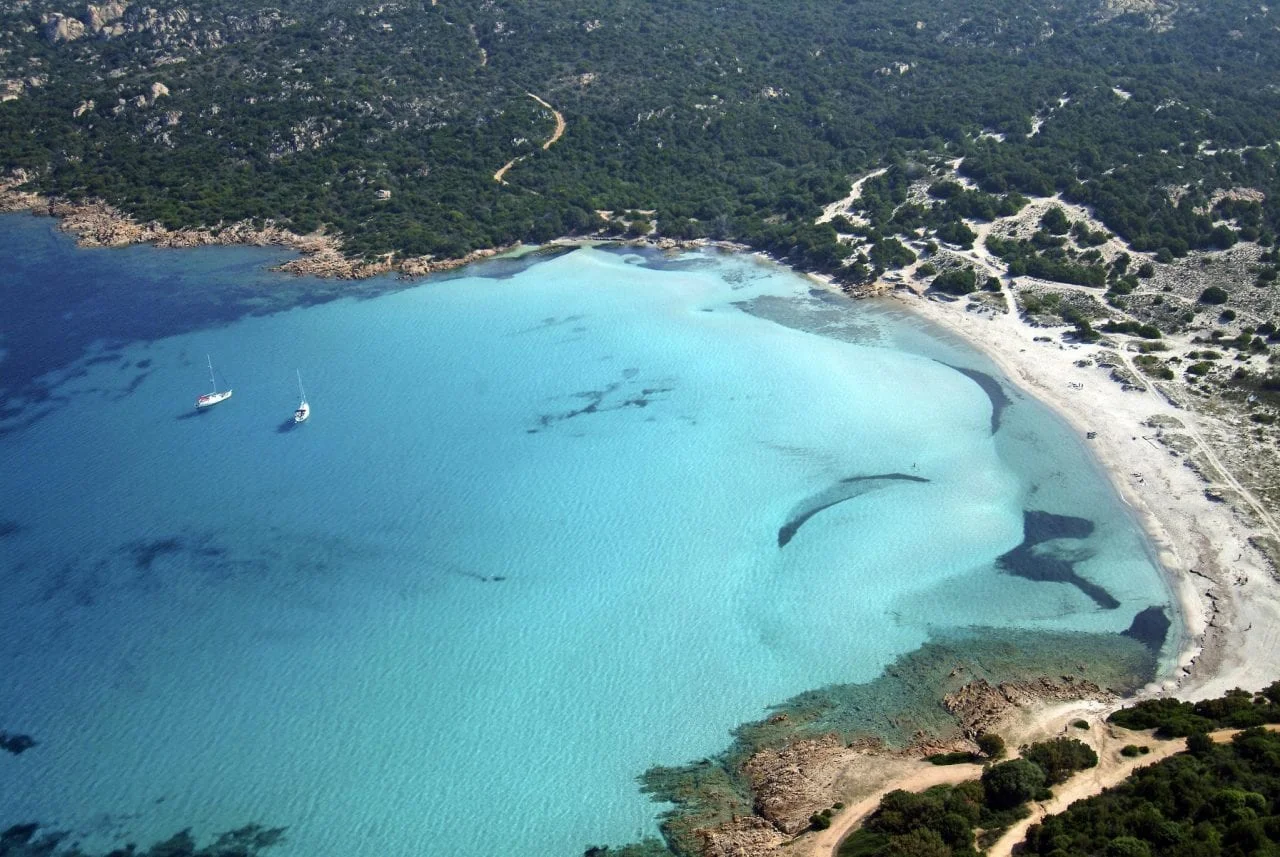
674, 675, 1121, 857
0, 171, 511, 280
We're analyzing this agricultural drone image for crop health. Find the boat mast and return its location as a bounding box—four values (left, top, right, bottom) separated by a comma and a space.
207, 354, 216, 394
297, 369, 306, 403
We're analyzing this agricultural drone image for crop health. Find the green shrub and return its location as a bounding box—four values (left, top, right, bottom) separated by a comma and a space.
982, 759, 1046, 809
1134, 355, 1174, 380
1101, 320, 1161, 339
977, 733, 1007, 760
1040, 206, 1071, 235
1186, 361, 1213, 377
1021, 737, 1099, 785
932, 267, 978, 295
1109, 698, 1216, 737
1119, 744, 1148, 758
1199, 286, 1230, 304
1072, 719, 1089, 730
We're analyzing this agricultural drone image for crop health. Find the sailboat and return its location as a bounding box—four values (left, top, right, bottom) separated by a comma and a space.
195, 355, 233, 409
293, 370, 310, 423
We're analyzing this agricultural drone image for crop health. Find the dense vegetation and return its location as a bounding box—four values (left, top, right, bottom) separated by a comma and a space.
837, 684, 1280, 857
839, 738, 1097, 857
1109, 682, 1280, 737
1, 0, 1280, 273
1023, 728, 1280, 857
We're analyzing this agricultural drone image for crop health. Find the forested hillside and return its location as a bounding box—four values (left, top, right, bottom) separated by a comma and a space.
1, 0, 1278, 275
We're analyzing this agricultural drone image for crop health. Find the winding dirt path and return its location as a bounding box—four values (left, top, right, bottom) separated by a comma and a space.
816, 168, 889, 225
526, 92, 565, 149
493, 158, 518, 184
806, 762, 980, 856
493, 93, 565, 184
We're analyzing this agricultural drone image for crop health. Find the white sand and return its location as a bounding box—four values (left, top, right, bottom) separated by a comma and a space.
894, 292, 1280, 701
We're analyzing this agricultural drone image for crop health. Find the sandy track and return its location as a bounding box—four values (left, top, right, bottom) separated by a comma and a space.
526, 92, 565, 149
493, 93, 565, 184
817, 719, 1280, 857
805, 762, 980, 856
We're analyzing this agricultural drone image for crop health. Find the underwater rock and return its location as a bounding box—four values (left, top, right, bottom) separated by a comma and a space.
939, 362, 1011, 434
0, 823, 285, 857
997, 510, 1119, 609
0, 732, 36, 755
1121, 606, 1171, 653
778, 473, 929, 547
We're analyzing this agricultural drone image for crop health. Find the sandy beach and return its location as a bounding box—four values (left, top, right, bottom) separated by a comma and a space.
897, 289, 1280, 701
767, 273, 1280, 857
2, 169, 1273, 852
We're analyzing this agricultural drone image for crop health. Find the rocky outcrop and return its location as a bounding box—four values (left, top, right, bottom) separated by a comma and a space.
0, 170, 45, 212
943, 677, 1113, 738
85, 0, 129, 32
0, 172, 523, 281
743, 735, 848, 834
274, 246, 394, 279
397, 245, 511, 277
692, 815, 785, 857
41, 13, 86, 42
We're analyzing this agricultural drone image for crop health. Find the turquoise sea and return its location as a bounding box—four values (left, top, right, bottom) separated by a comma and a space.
0, 214, 1174, 856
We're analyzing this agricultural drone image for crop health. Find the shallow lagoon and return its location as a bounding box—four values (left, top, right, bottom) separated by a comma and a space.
0, 217, 1173, 856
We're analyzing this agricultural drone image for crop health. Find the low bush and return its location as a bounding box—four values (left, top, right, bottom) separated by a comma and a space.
1199, 286, 1229, 304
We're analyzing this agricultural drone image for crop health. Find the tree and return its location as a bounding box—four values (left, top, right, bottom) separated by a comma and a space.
884, 828, 952, 857
1021, 738, 1098, 785
1040, 206, 1071, 235
932, 267, 978, 295
977, 733, 1006, 760
1105, 837, 1153, 857
982, 759, 1046, 810
935, 220, 977, 249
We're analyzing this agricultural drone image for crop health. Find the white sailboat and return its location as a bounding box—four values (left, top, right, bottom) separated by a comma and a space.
195, 355, 233, 409
293, 370, 310, 423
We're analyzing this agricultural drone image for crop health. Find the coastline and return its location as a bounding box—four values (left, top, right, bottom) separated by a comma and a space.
0, 172, 515, 280
885, 286, 1280, 702
681, 265, 1280, 857
2, 176, 1273, 854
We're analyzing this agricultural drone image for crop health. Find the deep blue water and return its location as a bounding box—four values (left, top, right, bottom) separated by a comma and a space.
0, 215, 1174, 857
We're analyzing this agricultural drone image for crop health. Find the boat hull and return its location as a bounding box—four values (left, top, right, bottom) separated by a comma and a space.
196, 389, 233, 409
294, 402, 310, 423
